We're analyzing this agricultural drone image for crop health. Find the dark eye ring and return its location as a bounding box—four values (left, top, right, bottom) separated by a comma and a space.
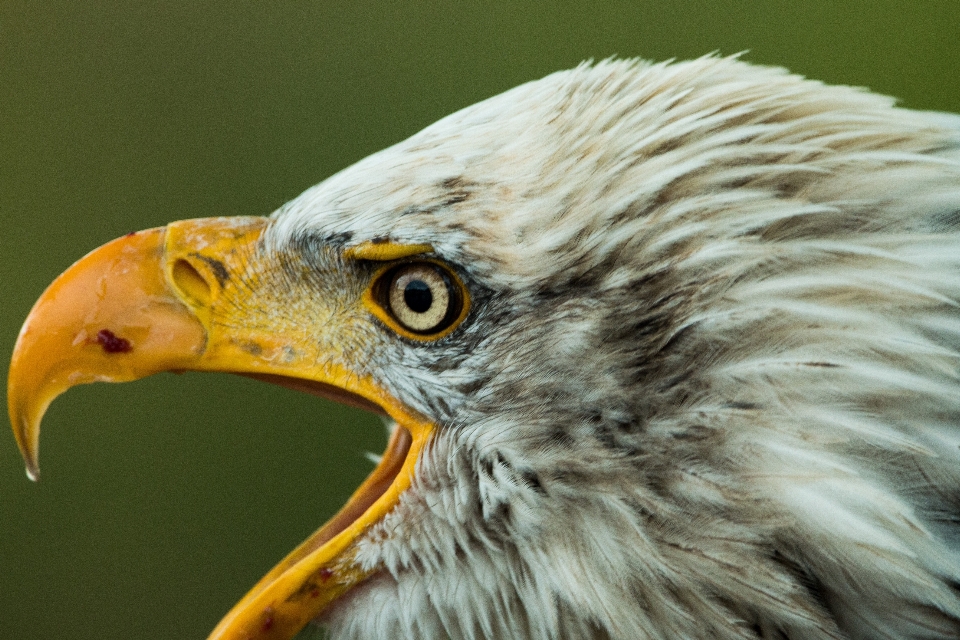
374, 262, 466, 337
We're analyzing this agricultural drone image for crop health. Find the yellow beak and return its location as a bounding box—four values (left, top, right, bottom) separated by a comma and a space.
8, 217, 434, 639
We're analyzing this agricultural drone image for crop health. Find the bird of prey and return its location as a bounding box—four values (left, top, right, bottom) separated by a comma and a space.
9, 55, 960, 640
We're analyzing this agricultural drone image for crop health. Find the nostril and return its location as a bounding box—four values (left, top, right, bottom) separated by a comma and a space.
171, 258, 212, 307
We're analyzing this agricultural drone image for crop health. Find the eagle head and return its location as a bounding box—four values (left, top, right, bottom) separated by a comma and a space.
9, 56, 960, 639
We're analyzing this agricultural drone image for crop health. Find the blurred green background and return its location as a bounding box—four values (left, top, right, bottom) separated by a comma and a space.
1, 2, 958, 638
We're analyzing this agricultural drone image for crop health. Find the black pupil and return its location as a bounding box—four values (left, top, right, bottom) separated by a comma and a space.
404, 280, 433, 313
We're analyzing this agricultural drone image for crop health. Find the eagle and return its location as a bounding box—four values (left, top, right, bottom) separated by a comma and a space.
9, 56, 960, 640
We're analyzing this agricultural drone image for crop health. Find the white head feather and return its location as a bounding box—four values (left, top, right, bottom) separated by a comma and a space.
265, 56, 960, 639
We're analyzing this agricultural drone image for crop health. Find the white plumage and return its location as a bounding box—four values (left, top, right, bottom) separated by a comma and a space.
263, 56, 960, 639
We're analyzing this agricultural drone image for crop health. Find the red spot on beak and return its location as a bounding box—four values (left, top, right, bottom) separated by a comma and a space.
261, 608, 274, 632
96, 329, 132, 353
319, 568, 334, 583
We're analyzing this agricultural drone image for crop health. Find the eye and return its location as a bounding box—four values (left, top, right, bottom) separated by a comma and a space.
372, 262, 467, 338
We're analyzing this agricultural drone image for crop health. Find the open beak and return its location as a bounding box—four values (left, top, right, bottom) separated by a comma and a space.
7, 217, 434, 639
